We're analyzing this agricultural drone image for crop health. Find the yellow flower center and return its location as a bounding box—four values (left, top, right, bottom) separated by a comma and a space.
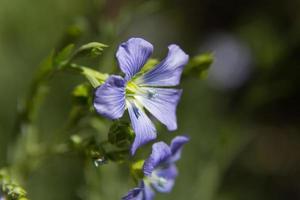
126, 81, 139, 95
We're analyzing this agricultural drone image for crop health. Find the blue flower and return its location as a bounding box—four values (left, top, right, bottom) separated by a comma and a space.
93, 38, 189, 154
122, 135, 189, 200
0, 193, 5, 200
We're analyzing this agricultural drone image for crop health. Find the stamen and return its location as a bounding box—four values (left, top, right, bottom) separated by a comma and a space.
126, 81, 139, 94
126, 81, 158, 107
149, 173, 168, 187
147, 88, 158, 99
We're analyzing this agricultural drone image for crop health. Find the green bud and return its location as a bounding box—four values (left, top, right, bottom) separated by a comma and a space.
184, 52, 214, 79
70, 135, 83, 146
108, 121, 134, 149
73, 42, 108, 59
70, 134, 96, 150
63, 23, 84, 43
72, 83, 92, 105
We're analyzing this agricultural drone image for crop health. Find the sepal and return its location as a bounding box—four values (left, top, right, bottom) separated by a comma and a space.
131, 160, 145, 183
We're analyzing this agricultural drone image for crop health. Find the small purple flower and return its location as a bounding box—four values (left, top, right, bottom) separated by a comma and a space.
122, 135, 189, 200
93, 38, 189, 154
0, 193, 5, 200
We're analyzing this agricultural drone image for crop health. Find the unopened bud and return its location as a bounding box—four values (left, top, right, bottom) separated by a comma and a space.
108, 121, 134, 149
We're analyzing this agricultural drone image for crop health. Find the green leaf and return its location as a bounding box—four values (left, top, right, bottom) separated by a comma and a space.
54, 44, 75, 68
184, 52, 214, 79
35, 50, 55, 79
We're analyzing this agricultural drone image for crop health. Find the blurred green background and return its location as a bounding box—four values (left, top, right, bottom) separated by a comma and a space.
0, 0, 300, 199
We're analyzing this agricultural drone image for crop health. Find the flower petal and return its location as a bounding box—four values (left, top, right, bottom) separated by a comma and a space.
122, 182, 155, 200
170, 135, 189, 162
155, 164, 178, 180
151, 178, 175, 193
116, 38, 153, 80
150, 165, 178, 193
143, 182, 155, 200
143, 142, 172, 176
135, 88, 182, 131
93, 75, 126, 119
122, 187, 143, 200
137, 44, 189, 86
127, 100, 157, 155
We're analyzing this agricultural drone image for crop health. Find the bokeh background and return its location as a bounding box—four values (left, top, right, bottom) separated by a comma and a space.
0, 0, 300, 199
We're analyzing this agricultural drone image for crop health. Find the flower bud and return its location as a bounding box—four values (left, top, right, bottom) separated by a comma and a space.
74, 42, 108, 58
108, 121, 134, 149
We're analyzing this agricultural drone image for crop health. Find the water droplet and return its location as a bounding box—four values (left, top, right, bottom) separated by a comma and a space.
94, 157, 107, 167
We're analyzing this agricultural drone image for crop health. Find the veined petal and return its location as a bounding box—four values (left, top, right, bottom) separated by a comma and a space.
116, 38, 153, 80
122, 182, 154, 200
127, 100, 157, 155
155, 164, 178, 180
144, 182, 155, 200
170, 135, 189, 162
122, 187, 143, 200
93, 75, 126, 119
136, 44, 189, 86
150, 165, 178, 193
136, 88, 182, 131
143, 142, 172, 176
151, 177, 175, 193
